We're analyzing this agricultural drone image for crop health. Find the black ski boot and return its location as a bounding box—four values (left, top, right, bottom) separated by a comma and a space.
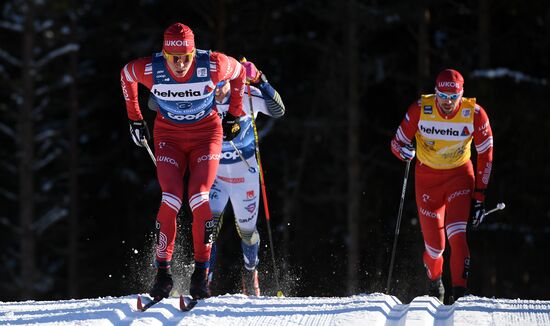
428, 277, 445, 302
190, 265, 210, 300
449, 286, 467, 304
241, 268, 260, 296
150, 268, 173, 300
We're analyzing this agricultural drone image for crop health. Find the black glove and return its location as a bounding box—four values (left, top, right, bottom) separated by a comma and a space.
129, 119, 151, 147
470, 200, 485, 228
221, 112, 240, 141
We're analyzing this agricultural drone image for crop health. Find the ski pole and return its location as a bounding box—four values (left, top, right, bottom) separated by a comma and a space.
483, 202, 505, 217
241, 57, 283, 297
477, 202, 506, 226
229, 140, 257, 173
386, 159, 412, 294
141, 139, 156, 167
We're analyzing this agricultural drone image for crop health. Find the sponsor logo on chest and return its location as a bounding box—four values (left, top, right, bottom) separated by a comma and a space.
423, 106, 433, 114
151, 80, 213, 101
419, 121, 473, 140
197, 68, 207, 77
153, 88, 201, 98
420, 125, 461, 136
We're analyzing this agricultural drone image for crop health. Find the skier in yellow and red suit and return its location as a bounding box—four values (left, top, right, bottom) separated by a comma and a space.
390, 69, 493, 303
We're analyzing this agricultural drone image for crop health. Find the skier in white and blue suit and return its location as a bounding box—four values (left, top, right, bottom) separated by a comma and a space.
208, 60, 285, 296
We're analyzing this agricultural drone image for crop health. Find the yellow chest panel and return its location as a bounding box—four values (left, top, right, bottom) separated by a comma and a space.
415, 95, 475, 169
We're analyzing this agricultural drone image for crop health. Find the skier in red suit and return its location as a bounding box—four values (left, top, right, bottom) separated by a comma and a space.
390, 69, 494, 303
120, 22, 245, 300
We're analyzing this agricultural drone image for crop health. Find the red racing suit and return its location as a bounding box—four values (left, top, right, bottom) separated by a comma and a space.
120, 50, 245, 267
391, 95, 493, 288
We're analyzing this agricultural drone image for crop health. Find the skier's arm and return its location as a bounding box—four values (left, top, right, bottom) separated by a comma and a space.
242, 61, 285, 118
391, 101, 420, 160
210, 52, 246, 117
472, 104, 494, 201
120, 57, 153, 121
243, 86, 269, 117
252, 78, 285, 118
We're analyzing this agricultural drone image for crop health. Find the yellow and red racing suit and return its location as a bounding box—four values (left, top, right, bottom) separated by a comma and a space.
391, 94, 493, 287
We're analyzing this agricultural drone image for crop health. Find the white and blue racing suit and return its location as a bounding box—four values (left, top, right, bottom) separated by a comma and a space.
208, 80, 284, 282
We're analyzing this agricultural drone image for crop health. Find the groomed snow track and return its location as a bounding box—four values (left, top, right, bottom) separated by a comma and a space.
1, 293, 550, 325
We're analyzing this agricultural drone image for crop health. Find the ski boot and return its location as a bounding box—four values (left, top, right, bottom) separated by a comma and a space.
242, 268, 260, 296
150, 268, 173, 300
190, 264, 210, 300
449, 286, 467, 304
428, 277, 445, 303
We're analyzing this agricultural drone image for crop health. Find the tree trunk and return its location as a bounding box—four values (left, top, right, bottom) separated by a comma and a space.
19, 0, 36, 300
346, 0, 360, 295
417, 6, 431, 92
214, 0, 227, 51
478, 0, 491, 68
68, 8, 80, 298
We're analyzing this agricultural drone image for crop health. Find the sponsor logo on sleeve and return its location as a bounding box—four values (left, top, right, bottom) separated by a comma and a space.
482, 162, 492, 185
121, 76, 129, 101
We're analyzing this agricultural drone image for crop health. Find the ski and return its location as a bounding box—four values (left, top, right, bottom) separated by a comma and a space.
179, 295, 198, 311
137, 295, 163, 312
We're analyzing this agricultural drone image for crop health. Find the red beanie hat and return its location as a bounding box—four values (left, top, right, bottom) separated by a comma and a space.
163, 23, 195, 53
435, 69, 464, 93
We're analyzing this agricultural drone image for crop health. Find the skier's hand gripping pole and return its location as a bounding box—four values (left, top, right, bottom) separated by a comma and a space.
240, 57, 283, 297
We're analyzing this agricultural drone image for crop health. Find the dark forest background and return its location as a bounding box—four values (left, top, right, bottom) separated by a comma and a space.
1, 0, 549, 304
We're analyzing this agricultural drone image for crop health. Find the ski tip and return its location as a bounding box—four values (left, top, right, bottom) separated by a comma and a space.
137, 295, 143, 311
180, 294, 198, 311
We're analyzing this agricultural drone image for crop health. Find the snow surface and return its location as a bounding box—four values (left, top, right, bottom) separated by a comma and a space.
2, 293, 550, 326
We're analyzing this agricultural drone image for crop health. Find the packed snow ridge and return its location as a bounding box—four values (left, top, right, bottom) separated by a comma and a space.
1, 293, 550, 325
